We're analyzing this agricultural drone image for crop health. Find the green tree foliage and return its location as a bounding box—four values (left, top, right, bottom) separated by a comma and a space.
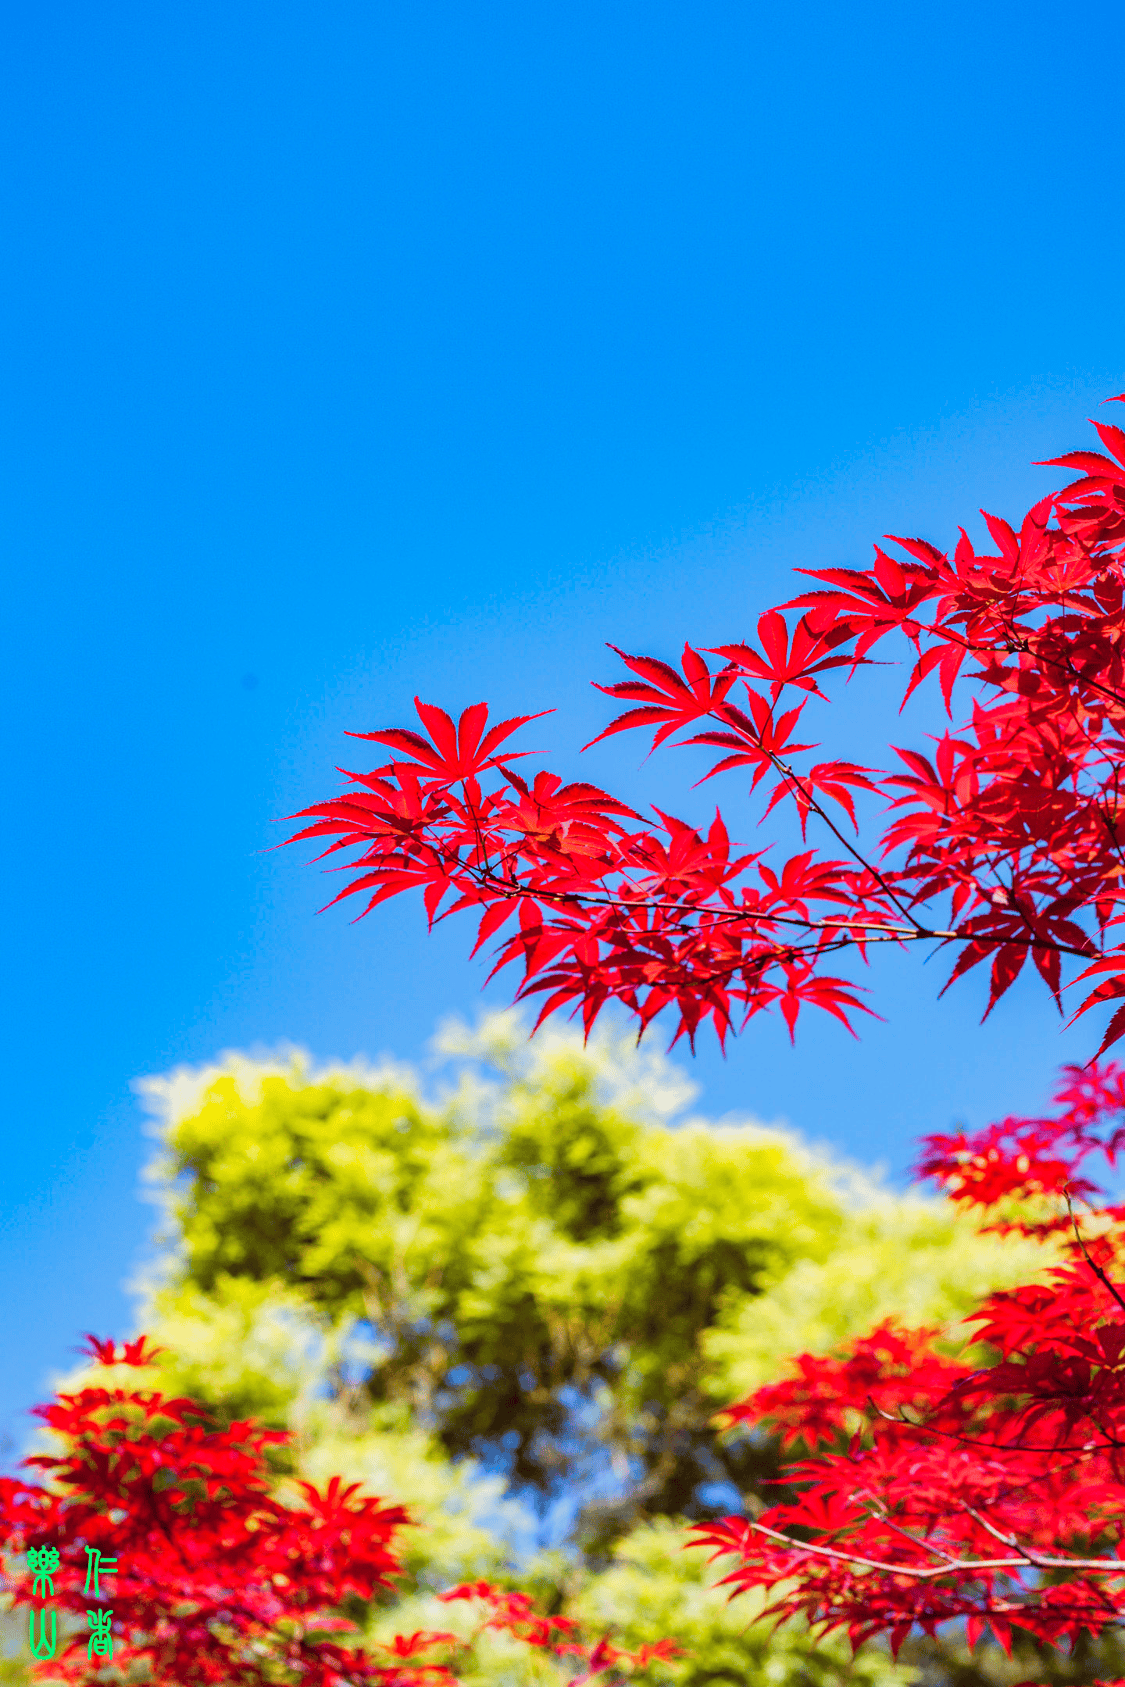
97, 1014, 1056, 1686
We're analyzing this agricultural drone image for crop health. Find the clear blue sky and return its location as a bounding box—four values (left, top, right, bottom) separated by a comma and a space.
2, 0, 1123, 1458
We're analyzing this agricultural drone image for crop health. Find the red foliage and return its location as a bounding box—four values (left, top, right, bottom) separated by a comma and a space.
694, 1064, 1125, 1659
289, 400, 1125, 1052
916, 1060, 1125, 1234
0, 1339, 672, 1687
437, 1584, 680, 1679
719, 1321, 965, 1451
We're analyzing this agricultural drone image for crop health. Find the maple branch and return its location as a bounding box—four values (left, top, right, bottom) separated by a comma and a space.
869, 1395, 1121, 1459
861, 1502, 969, 1570
915, 616, 1125, 718
1065, 1190, 1125, 1317
737, 1517, 1125, 1579
958, 1501, 1100, 1574
376, 809, 1091, 958
441, 846, 1097, 960
296, 407, 1125, 1054
706, 717, 929, 933
1048, 643, 1125, 716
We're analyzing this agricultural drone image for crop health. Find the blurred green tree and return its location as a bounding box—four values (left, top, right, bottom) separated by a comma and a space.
63, 1013, 1061, 1687
138, 1014, 1048, 1556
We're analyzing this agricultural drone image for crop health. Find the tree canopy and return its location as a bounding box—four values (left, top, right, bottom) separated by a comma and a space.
85, 1014, 1059, 1687
143, 1016, 1049, 1548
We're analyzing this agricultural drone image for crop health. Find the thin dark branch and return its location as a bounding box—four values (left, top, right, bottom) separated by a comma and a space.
1065, 1190, 1125, 1316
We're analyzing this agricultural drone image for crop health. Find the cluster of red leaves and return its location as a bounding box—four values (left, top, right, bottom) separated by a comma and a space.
288, 400, 1125, 1051
0, 1338, 672, 1687
694, 1062, 1125, 1660
916, 1060, 1125, 1234
438, 1584, 679, 1682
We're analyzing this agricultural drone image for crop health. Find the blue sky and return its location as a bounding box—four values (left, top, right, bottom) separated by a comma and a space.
2, 0, 1124, 1457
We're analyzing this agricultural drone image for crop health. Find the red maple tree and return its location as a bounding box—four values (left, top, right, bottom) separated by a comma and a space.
692, 1060, 1125, 1665
289, 398, 1125, 1053
0, 1338, 675, 1686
